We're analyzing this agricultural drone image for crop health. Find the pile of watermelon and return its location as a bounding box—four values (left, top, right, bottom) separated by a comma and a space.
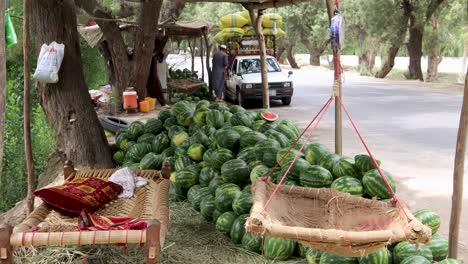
111, 99, 458, 263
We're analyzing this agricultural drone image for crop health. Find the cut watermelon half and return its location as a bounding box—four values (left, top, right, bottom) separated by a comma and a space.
261, 112, 278, 121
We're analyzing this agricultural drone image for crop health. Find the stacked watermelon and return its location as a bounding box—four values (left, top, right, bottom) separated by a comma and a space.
111, 99, 457, 263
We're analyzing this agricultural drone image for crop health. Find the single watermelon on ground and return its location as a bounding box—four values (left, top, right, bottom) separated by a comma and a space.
215, 211, 238, 236
127, 121, 145, 141
187, 143, 205, 161
230, 112, 253, 128
209, 148, 235, 170
215, 128, 240, 150
392, 241, 433, 264
193, 109, 209, 125
427, 234, 448, 261
230, 214, 248, 244
139, 152, 162, 170
320, 252, 358, 264
175, 169, 199, 190
169, 182, 186, 202
125, 143, 152, 162
206, 109, 225, 129
113, 151, 125, 165
214, 183, 242, 212
191, 186, 212, 211
152, 133, 170, 154
263, 236, 296, 260
358, 247, 389, 264
208, 176, 226, 195
241, 231, 262, 253
172, 131, 189, 147
413, 208, 441, 235
439, 259, 460, 264
362, 169, 397, 200
229, 105, 246, 114
331, 176, 364, 196
250, 165, 270, 183
200, 195, 216, 222
300, 165, 333, 188
144, 118, 163, 134
237, 147, 258, 164
187, 185, 201, 204
240, 131, 268, 148
158, 108, 174, 122
199, 167, 219, 187
137, 133, 156, 144
260, 111, 278, 121
319, 153, 341, 175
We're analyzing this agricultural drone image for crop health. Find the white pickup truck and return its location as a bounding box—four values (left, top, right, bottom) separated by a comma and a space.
225, 55, 294, 106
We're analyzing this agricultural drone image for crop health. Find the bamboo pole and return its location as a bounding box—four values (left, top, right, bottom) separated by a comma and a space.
0, 0, 7, 181
449, 71, 468, 258
203, 32, 212, 96
200, 37, 205, 80
23, 0, 35, 214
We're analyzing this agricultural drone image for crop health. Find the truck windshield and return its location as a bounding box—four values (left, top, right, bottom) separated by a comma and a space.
238, 58, 281, 74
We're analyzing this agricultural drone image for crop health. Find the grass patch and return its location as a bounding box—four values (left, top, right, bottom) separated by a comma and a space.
14, 202, 307, 264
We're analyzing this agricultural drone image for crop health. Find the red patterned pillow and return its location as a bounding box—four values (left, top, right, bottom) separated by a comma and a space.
35, 177, 123, 217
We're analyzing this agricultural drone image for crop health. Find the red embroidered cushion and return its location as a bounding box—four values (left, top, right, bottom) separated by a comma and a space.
34, 177, 123, 217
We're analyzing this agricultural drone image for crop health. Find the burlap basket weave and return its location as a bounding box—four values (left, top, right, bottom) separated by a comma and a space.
11, 168, 170, 248
246, 179, 432, 257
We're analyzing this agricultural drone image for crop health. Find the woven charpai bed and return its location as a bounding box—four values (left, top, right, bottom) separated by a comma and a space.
0, 161, 170, 264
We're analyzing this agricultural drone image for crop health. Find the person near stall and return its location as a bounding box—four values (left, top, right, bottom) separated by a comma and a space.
212, 44, 228, 102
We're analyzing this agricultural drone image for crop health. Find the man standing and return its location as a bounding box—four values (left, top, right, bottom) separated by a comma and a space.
212, 44, 228, 102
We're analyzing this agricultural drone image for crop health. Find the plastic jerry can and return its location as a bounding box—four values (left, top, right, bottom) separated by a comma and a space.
139, 100, 151, 113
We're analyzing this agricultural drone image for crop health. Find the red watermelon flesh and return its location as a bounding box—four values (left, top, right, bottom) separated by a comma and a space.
261, 112, 278, 121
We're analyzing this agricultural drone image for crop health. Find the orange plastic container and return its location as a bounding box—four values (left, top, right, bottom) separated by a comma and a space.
139, 100, 151, 113
123, 90, 138, 110
145, 97, 156, 110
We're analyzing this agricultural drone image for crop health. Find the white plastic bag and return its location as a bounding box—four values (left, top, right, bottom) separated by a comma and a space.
33, 41, 65, 83
109, 167, 148, 198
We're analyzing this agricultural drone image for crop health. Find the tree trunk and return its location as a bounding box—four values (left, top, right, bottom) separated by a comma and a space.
357, 29, 375, 76
458, 31, 467, 83
407, 18, 424, 81
309, 48, 323, 66
286, 44, 300, 69
375, 0, 411, 78
32, 0, 113, 168
0, 0, 7, 180
427, 48, 443, 82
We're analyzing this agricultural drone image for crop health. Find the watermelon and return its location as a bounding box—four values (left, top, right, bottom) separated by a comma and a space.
172, 131, 189, 147
163, 116, 177, 131
359, 247, 389, 264
125, 143, 151, 162
200, 195, 216, 221
139, 153, 163, 170
209, 102, 227, 112
186, 164, 202, 174
333, 157, 360, 179
215, 183, 242, 212
229, 105, 246, 114
175, 156, 192, 171
168, 125, 187, 139
393, 241, 433, 264
255, 138, 281, 155
113, 151, 125, 165
253, 120, 266, 131
187, 143, 205, 161
300, 165, 333, 188
286, 158, 311, 179
262, 151, 279, 168
224, 111, 233, 123
413, 209, 441, 235
215, 128, 240, 150
320, 252, 358, 264
196, 100, 210, 110
231, 125, 252, 135
208, 148, 235, 170
161, 146, 176, 159
158, 108, 174, 122
116, 133, 130, 150
206, 109, 224, 129
191, 186, 212, 211
304, 143, 330, 165
265, 129, 290, 147
215, 211, 238, 236
230, 214, 248, 244
305, 247, 322, 264
439, 259, 460, 264
174, 147, 188, 158
208, 176, 226, 195
297, 243, 307, 258
169, 182, 186, 202
144, 118, 163, 134
193, 109, 209, 125
319, 153, 341, 174
125, 163, 140, 170
201, 125, 217, 137
137, 133, 156, 145
355, 154, 381, 173
248, 160, 263, 171
170, 171, 176, 182
199, 167, 219, 187
187, 185, 201, 204
261, 112, 278, 121
175, 169, 198, 190
191, 130, 211, 147
427, 234, 448, 261
250, 165, 270, 183
188, 123, 203, 135
221, 159, 250, 184
152, 133, 170, 154
331, 176, 364, 196
263, 236, 296, 260
173, 101, 194, 127
362, 169, 397, 200
259, 121, 278, 133
236, 147, 258, 164
400, 256, 430, 264
127, 121, 145, 141
232, 191, 252, 215
240, 131, 267, 148
241, 231, 262, 253
212, 208, 223, 223
276, 148, 301, 167
230, 112, 253, 127
275, 123, 297, 140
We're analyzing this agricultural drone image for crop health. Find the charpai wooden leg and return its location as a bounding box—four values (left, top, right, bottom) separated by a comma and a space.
0, 224, 13, 264
145, 220, 161, 264
63, 160, 75, 181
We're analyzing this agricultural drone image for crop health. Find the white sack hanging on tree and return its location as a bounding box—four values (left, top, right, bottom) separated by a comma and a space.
330, 12, 345, 50
33, 41, 65, 83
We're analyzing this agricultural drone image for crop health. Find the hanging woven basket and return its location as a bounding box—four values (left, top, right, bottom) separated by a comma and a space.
246, 178, 432, 257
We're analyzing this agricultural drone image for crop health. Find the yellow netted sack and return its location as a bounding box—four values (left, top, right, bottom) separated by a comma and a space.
237, 10, 252, 25
219, 14, 249, 29
242, 26, 256, 36
262, 28, 286, 39
214, 27, 245, 42
262, 14, 283, 28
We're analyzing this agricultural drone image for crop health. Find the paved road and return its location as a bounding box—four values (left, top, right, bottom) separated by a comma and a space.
260, 66, 468, 261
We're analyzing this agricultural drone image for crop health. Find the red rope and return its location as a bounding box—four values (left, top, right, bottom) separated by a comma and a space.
336, 96, 412, 222
333, 50, 343, 81
258, 97, 334, 215
335, 0, 339, 8
266, 96, 334, 178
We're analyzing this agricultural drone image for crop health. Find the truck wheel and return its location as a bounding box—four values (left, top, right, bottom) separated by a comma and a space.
281, 97, 292, 106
